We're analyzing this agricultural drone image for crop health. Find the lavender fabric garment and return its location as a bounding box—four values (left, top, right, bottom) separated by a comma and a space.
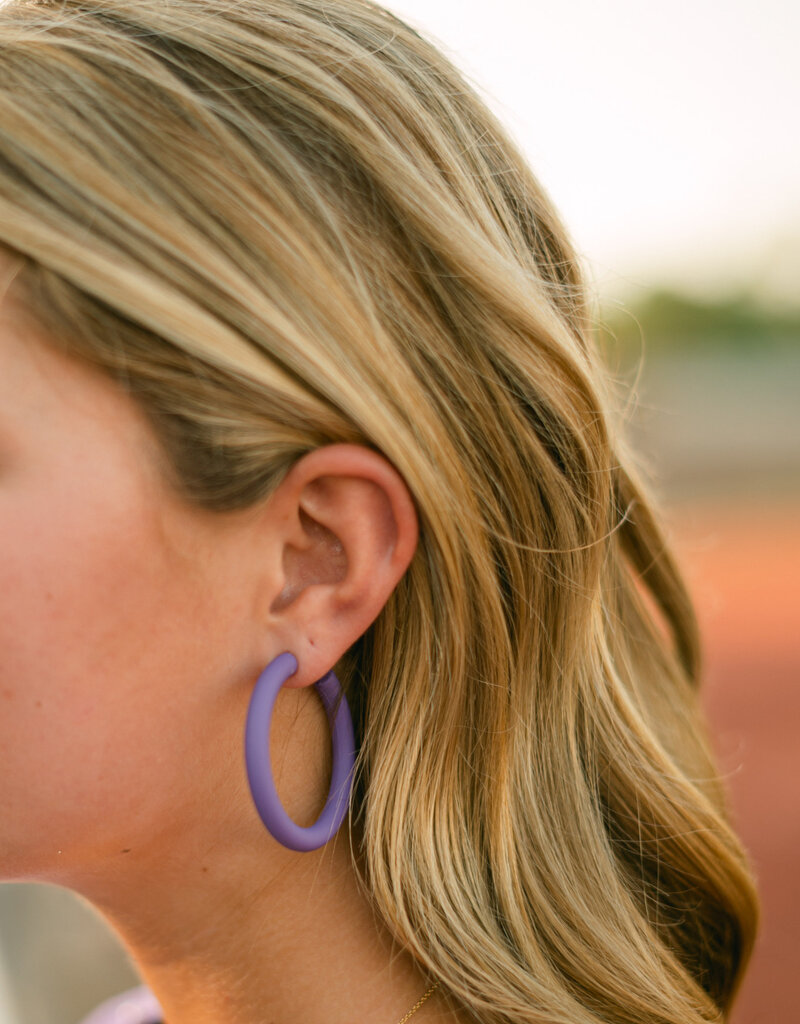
77, 986, 163, 1024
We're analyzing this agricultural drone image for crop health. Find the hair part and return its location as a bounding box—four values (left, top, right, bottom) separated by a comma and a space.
0, 2, 758, 1021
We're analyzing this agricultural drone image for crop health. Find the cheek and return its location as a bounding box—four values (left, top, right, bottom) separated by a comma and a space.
0, 470, 214, 874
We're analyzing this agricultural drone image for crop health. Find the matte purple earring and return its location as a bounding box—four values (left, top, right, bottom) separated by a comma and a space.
244, 651, 356, 852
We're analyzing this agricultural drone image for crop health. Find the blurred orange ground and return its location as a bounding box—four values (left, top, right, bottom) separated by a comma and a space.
670, 500, 800, 1023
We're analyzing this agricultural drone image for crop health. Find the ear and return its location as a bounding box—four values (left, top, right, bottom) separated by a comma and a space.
258, 444, 419, 688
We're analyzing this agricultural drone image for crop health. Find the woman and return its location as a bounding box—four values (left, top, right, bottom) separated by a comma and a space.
0, 1, 759, 1022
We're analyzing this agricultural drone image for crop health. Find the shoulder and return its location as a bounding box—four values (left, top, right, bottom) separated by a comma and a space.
76, 986, 163, 1024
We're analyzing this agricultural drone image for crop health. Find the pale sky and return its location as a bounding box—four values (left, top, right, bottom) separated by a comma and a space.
384, 0, 800, 305
0, 0, 796, 304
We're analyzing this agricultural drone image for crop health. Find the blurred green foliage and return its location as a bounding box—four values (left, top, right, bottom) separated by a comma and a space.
596, 287, 800, 364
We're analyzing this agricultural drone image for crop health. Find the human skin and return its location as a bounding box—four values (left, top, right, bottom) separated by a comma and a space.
0, 252, 465, 1024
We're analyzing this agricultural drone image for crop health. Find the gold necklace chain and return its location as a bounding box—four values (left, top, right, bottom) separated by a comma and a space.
394, 981, 439, 1024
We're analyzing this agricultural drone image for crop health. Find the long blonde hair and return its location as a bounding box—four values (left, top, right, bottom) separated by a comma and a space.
0, 2, 758, 1021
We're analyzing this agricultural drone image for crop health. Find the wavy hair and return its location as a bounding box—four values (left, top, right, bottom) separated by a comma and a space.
0, 2, 758, 1021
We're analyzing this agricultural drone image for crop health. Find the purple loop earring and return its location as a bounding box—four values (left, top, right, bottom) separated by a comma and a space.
244, 651, 356, 852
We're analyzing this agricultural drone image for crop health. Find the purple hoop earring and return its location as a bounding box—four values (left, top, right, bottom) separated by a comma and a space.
244, 651, 356, 852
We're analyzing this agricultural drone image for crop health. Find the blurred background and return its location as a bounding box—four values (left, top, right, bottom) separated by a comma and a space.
0, 0, 797, 1021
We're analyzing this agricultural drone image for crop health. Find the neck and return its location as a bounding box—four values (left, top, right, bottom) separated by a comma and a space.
68, 821, 448, 1024
34, 685, 465, 1024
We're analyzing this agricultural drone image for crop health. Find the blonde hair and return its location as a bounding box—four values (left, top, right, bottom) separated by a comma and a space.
0, 2, 758, 1021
